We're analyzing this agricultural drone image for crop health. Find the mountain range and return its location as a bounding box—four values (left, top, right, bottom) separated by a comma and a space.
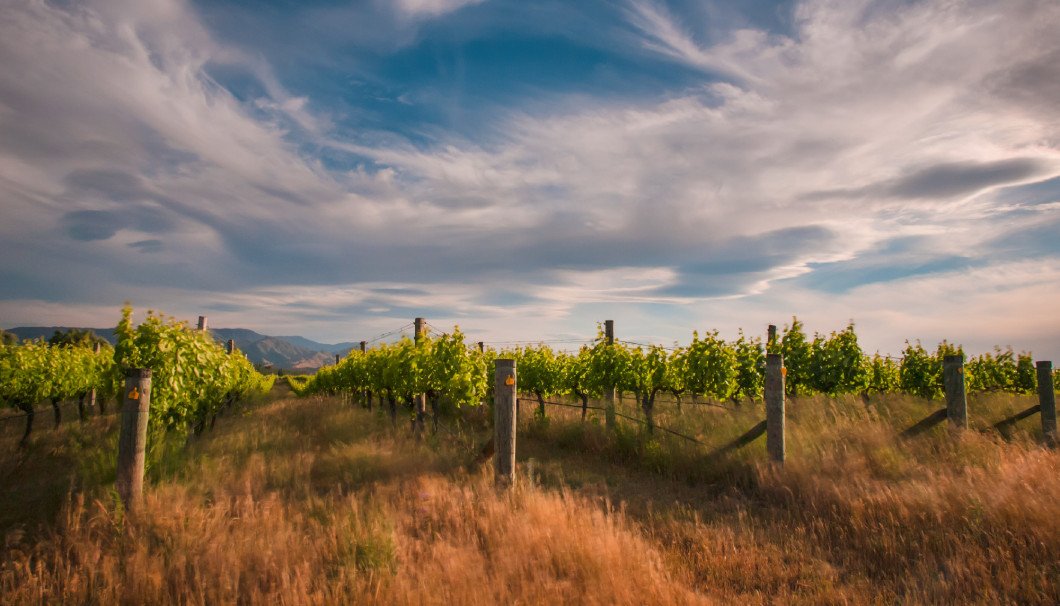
4, 326, 356, 370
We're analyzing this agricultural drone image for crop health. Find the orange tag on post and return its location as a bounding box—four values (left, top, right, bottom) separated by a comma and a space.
128, 387, 140, 400
505, 375, 515, 386
781, 367, 787, 376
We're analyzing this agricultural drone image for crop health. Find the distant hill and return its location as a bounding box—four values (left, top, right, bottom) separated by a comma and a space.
275, 336, 359, 354
7, 326, 117, 344
4, 326, 347, 370
244, 337, 335, 370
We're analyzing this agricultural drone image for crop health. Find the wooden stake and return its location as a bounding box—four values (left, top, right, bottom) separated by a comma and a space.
414, 318, 427, 435
944, 355, 967, 430
765, 354, 785, 463
197, 316, 207, 331
117, 368, 152, 510
226, 339, 235, 355
494, 359, 517, 488
604, 319, 616, 428
1039, 361, 1056, 446
360, 341, 368, 407
89, 342, 100, 415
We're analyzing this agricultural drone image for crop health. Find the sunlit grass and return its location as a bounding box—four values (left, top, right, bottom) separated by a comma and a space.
2, 388, 1057, 604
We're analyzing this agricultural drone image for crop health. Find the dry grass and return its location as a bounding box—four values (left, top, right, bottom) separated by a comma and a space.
3, 388, 1058, 604
1, 395, 707, 605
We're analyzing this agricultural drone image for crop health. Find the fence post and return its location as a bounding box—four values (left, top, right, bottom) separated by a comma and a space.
413, 318, 427, 435
494, 359, 517, 488
604, 320, 616, 429
1039, 361, 1056, 446
335, 353, 340, 365
765, 353, 785, 463
227, 339, 235, 355
197, 316, 207, 331
478, 341, 485, 354
360, 341, 368, 407
89, 342, 100, 414
943, 355, 967, 430
117, 368, 152, 510
767, 324, 777, 353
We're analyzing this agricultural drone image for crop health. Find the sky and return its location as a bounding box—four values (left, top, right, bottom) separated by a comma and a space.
1, 0, 1059, 358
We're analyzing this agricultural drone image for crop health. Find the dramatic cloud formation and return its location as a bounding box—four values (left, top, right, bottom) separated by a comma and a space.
0, 0, 1058, 358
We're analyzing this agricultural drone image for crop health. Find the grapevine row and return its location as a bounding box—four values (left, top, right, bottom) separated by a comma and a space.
294, 319, 1049, 427
1, 306, 275, 447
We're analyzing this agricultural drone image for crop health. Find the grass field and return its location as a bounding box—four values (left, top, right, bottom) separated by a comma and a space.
2, 385, 1058, 604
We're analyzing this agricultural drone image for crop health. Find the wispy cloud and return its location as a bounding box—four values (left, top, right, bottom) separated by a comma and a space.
1, 0, 1058, 356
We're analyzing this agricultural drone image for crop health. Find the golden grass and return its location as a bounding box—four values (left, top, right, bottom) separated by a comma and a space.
3, 388, 1059, 604
1, 395, 708, 605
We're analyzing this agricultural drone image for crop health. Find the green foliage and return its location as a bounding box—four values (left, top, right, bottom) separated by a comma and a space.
297, 329, 490, 410
966, 347, 1037, 394
681, 330, 737, 401
779, 318, 813, 396
868, 353, 900, 393
113, 305, 274, 441
47, 328, 109, 349
1, 330, 17, 346
808, 323, 870, 395
0, 340, 111, 410
732, 330, 765, 402
899, 341, 937, 399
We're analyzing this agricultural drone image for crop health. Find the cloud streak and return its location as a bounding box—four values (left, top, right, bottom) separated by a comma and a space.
0, 0, 1058, 358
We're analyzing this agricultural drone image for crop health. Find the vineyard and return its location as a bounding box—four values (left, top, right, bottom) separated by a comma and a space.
3, 313, 1060, 603
290, 318, 1052, 434
0, 306, 275, 449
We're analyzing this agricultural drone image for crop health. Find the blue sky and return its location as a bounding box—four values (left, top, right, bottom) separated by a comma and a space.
1, 0, 1059, 359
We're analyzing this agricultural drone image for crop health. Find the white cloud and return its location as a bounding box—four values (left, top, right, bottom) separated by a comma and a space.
1, 0, 1059, 359
391, 0, 488, 20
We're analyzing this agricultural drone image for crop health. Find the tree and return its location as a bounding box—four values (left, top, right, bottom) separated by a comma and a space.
48, 328, 109, 349
1, 330, 16, 346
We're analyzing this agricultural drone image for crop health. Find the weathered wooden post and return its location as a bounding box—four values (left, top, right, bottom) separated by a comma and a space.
117, 368, 151, 510
197, 316, 207, 331
765, 353, 785, 463
226, 339, 235, 355
478, 341, 485, 354
767, 324, 777, 353
943, 355, 967, 430
360, 341, 369, 408
335, 353, 340, 365
93, 342, 107, 415
494, 358, 517, 488
88, 341, 101, 416
604, 319, 616, 429
413, 318, 427, 435
1039, 361, 1056, 446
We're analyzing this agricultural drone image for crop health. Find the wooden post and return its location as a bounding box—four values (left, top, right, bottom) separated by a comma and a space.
360, 341, 368, 407
117, 368, 151, 510
335, 353, 340, 365
414, 318, 427, 435
478, 341, 485, 353
89, 342, 100, 414
197, 316, 207, 331
1039, 361, 1056, 446
944, 355, 967, 430
767, 324, 777, 353
494, 359, 517, 488
765, 353, 785, 463
604, 320, 616, 429
226, 339, 235, 355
